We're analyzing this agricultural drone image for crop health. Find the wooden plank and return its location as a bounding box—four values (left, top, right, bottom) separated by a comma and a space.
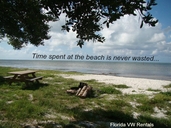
27, 76, 43, 82
4, 76, 14, 79
8, 70, 37, 75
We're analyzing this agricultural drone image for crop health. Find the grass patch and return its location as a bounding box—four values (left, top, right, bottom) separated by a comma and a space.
147, 88, 161, 92
137, 104, 154, 113
164, 84, 171, 88
5, 100, 45, 120
99, 86, 122, 94
148, 92, 171, 109
0, 66, 171, 128
112, 84, 130, 88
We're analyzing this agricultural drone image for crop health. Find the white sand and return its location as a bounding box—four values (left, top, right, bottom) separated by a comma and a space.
61, 74, 171, 94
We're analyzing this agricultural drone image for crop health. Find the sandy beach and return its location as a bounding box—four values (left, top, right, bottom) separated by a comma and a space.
61, 74, 171, 95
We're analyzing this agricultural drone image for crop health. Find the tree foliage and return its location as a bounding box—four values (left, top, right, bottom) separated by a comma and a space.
0, 0, 158, 49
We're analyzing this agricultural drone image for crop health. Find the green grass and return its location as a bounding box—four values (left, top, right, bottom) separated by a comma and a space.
147, 88, 161, 92
164, 84, 171, 88
0, 66, 171, 128
99, 86, 122, 94
112, 84, 130, 88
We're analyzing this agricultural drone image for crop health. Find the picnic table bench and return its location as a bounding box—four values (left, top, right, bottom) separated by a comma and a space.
4, 70, 43, 86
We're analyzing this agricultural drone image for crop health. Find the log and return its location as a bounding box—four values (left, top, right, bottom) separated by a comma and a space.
66, 89, 77, 94
78, 85, 87, 96
76, 88, 82, 96
82, 86, 92, 97
67, 82, 92, 98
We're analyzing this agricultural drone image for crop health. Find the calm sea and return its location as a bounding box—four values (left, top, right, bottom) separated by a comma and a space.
0, 60, 171, 80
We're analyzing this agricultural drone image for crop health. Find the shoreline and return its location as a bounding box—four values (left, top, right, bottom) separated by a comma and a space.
1, 65, 170, 80
93, 72, 171, 81
60, 73, 171, 95
0, 60, 171, 81
1, 64, 170, 81
1, 66, 171, 94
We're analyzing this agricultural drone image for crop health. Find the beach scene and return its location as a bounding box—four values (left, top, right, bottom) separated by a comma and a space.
0, 0, 171, 128
0, 63, 171, 128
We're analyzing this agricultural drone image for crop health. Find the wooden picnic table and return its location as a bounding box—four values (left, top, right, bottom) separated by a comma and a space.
4, 70, 43, 86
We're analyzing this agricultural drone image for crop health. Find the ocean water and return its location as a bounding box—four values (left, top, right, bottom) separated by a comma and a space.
0, 60, 171, 80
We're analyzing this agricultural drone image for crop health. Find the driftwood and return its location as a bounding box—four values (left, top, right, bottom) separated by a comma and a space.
77, 85, 87, 96
82, 86, 92, 97
66, 89, 77, 94
67, 82, 92, 98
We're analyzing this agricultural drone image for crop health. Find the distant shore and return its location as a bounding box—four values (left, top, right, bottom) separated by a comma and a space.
61, 73, 171, 95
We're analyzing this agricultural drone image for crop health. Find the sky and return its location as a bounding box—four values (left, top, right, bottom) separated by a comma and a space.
0, 0, 171, 63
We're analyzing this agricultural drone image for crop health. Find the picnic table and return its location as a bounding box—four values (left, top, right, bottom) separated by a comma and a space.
4, 70, 43, 86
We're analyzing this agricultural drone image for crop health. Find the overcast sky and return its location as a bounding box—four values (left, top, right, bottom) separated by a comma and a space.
0, 1, 171, 63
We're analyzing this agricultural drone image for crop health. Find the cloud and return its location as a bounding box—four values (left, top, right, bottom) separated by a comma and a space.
148, 33, 165, 42
89, 14, 170, 58
0, 46, 30, 59
33, 13, 171, 61
1, 12, 171, 62
44, 14, 78, 51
